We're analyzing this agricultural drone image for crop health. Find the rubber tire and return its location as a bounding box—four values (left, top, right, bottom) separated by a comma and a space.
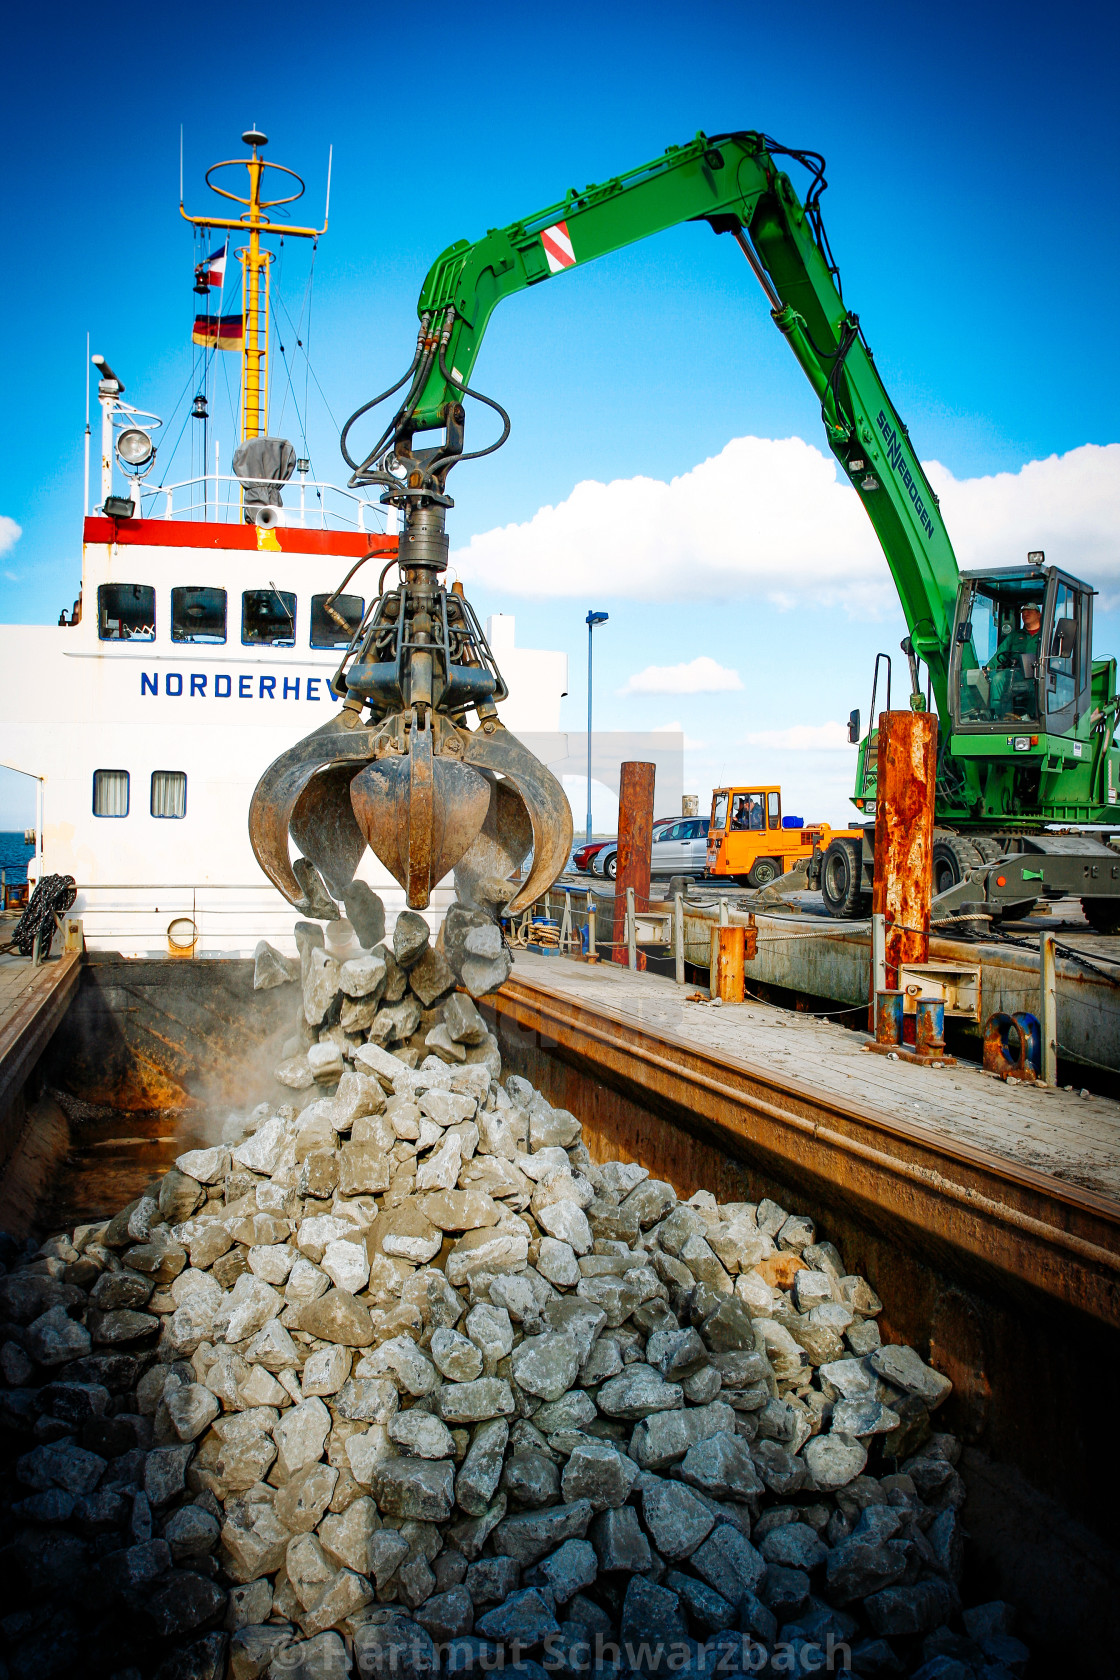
1081, 897, 1120, 934
747, 857, 780, 888
821, 838, 865, 919
603, 852, 617, 881
931, 829, 985, 896
972, 836, 1005, 863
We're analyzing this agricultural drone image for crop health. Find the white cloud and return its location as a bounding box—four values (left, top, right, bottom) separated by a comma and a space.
621, 656, 742, 696
453, 438, 1120, 614
3, 571, 18, 584
0, 517, 21, 559
926, 445, 1120, 602
744, 721, 854, 752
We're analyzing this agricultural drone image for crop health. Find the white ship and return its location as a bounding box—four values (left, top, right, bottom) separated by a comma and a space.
0, 129, 567, 957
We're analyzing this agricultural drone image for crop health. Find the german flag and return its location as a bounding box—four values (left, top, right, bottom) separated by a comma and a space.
192, 313, 244, 351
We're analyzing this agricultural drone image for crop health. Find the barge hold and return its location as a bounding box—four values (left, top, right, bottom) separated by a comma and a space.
0, 927, 1061, 1680
0, 931, 1116, 1675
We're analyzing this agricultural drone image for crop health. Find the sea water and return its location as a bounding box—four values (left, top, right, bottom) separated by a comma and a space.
0, 833, 34, 885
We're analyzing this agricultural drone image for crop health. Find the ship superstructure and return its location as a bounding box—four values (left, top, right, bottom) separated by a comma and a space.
0, 129, 567, 956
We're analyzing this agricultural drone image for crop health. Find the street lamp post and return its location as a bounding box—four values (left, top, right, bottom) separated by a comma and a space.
585, 611, 609, 844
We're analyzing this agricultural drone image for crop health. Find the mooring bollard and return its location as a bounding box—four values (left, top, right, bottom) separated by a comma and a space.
875, 990, 904, 1045
915, 996, 946, 1057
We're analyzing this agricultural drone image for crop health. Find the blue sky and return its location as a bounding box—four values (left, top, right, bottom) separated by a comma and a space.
2, 0, 1118, 828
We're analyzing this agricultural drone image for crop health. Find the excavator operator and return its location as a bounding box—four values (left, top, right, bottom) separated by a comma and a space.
988, 604, 1042, 717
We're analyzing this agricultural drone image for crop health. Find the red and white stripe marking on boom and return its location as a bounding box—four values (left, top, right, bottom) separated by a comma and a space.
540, 220, 576, 274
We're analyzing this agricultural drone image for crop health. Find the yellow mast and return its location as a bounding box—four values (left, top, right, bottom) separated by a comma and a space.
181, 126, 329, 444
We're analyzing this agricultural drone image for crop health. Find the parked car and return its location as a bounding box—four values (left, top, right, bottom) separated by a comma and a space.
650, 815, 710, 876
569, 839, 610, 874
592, 817, 688, 881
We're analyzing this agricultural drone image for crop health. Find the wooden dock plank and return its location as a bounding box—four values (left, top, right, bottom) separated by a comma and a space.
507, 950, 1120, 1205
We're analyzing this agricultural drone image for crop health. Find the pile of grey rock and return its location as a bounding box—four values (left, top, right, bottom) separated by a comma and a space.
0, 901, 1029, 1680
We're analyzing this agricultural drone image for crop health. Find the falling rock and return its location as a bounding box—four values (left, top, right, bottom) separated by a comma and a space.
254, 941, 298, 989
410, 945, 456, 1006
162, 1503, 221, 1562
339, 950, 388, 999
443, 906, 512, 998
301, 1345, 352, 1398
298, 1565, 373, 1638
319, 1238, 371, 1295
145, 1443, 195, 1506
342, 881, 386, 950
299, 1288, 374, 1348
303, 948, 342, 1027
444, 992, 488, 1045
536, 1238, 580, 1289
293, 860, 339, 920
394, 910, 432, 968
422, 1189, 500, 1234
426, 1024, 467, 1063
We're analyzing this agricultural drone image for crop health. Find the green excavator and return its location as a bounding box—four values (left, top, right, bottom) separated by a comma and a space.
249, 130, 1120, 935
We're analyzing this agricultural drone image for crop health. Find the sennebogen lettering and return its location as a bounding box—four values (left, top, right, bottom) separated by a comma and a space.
876, 409, 935, 540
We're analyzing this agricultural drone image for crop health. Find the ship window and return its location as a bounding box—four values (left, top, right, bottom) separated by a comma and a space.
311, 592, 365, 649
242, 588, 296, 647
93, 769, 130, 817
151, 771, 187, 819
98, 583, 155, 641
172, 586, 227, 644
768, 792, 781, 829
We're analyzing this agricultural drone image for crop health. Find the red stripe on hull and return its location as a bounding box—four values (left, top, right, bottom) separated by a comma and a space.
83, 516, 397, 559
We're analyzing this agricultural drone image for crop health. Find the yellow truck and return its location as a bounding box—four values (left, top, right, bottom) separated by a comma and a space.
704, 786, 860, 888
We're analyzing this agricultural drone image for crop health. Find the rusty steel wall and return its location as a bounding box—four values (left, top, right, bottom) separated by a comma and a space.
873, 710, 938, 988
485, 988, 1120, 1671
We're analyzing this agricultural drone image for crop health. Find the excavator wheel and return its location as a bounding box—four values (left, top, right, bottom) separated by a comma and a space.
1081, 898, 1120, 935
972, 837, 1005, 863
821, 838, 868, 919
931, 829, 985, 896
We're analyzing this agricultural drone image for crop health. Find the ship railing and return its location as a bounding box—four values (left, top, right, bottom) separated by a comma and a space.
134, 473, 389, 534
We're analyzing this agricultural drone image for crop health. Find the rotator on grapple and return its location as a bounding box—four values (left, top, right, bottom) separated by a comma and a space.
248, 309, 572, 922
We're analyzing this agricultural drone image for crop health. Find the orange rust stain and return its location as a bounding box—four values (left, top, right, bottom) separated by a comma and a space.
872, 711, 938, 989
755, 1253, 808, 1288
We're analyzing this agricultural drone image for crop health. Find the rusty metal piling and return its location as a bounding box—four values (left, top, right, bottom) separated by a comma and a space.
871, 711, 938, 1018
611, 761, 655, 968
